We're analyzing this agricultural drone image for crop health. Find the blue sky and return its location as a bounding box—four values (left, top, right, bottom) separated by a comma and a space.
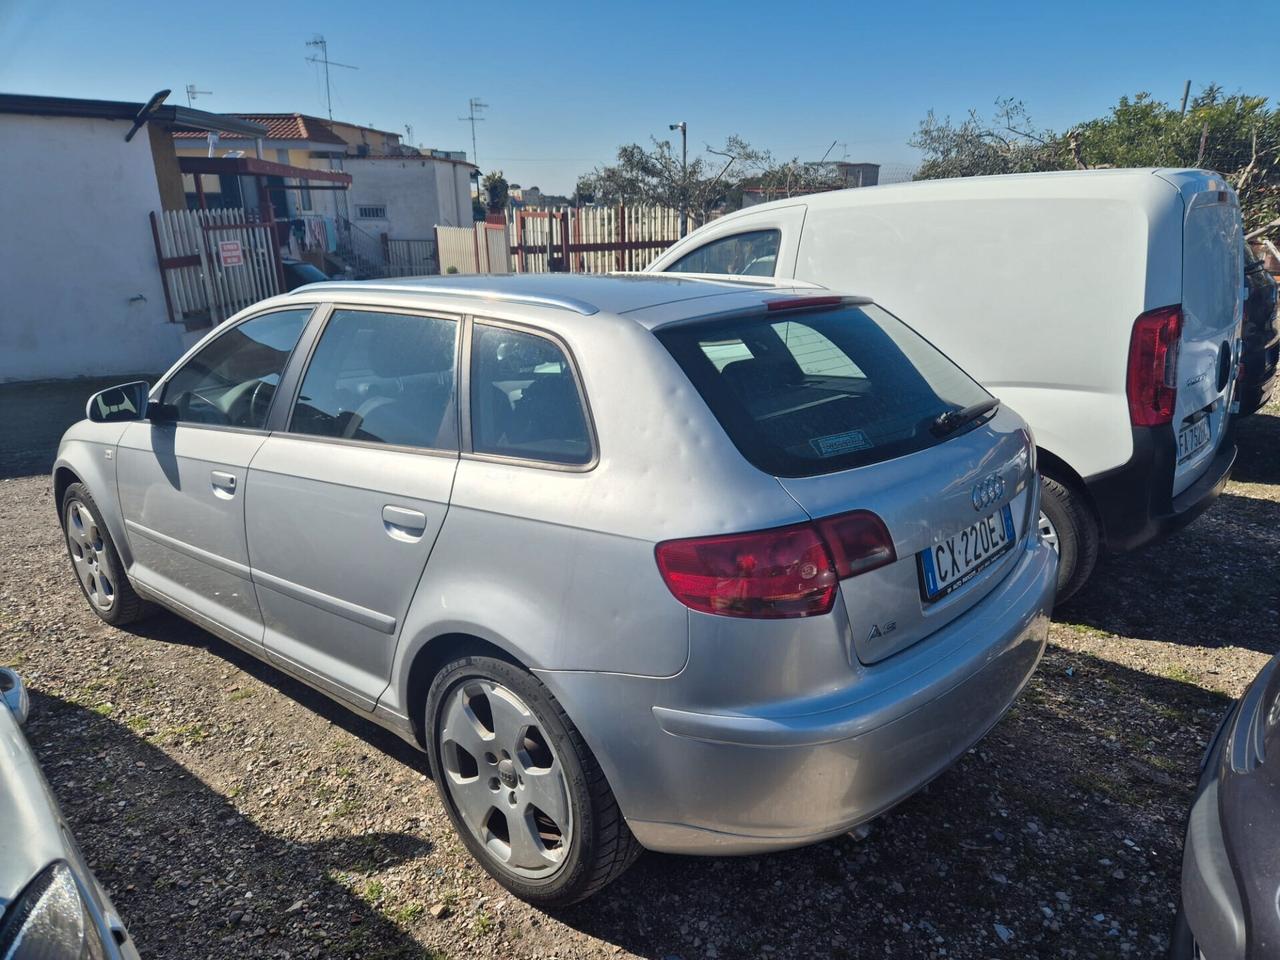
2, 0, 1275, 194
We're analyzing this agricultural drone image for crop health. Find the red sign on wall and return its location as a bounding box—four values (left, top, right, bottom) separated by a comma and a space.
218, 240, 244, 267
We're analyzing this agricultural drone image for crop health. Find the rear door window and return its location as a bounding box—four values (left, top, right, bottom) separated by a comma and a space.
657, 304, 991, 476
665, 230, 780, 277
469, 323, 592, 465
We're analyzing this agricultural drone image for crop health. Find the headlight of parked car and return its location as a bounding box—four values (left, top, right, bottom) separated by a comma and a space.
0, 862, 108, 960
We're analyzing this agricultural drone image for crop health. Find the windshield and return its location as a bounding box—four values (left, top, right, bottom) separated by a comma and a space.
656, 303, 993, 477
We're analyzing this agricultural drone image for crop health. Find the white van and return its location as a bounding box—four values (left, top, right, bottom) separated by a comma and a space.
648, 169, 1242, 601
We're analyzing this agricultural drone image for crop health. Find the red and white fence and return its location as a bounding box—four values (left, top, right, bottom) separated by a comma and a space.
509, 205, 684, 274
150, 208, 282, 325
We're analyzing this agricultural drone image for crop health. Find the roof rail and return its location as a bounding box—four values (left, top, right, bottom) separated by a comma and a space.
287, 279, 600, 315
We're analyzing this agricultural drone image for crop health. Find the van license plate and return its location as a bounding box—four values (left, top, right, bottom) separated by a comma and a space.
917, 505, 1015, 603
1178, 417, 1212, 463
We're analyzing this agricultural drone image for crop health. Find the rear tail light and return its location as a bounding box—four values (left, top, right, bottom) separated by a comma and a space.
1126, 305, 1182, 426
814, 511, 895, 578
655, 510, 895, 619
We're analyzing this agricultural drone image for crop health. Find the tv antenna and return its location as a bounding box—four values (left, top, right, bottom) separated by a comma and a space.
459, 97, 488, 170
185, 84, 212, 108
305, 35, 359, 122
404, 124, 414, 147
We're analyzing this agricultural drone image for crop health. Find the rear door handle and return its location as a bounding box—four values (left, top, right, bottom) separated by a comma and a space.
211, 471, 237, 497
382, 505, 428, 541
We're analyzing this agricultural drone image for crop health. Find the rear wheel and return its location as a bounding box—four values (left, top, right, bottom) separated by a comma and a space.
1039, 473, 1099, 606
60, 483, 150, 626
425, 654, 640, 907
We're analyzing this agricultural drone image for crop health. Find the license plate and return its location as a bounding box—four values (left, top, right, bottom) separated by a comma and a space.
1178, 417, 1212, 463
917, 505, 1015, 603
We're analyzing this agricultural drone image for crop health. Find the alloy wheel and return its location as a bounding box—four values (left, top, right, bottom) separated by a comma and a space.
65, 501, 115, 612
438, 679, 572, 879
1038, 510, 1060, 554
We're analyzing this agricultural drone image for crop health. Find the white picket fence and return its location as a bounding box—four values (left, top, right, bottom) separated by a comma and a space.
151, 208, 282, 325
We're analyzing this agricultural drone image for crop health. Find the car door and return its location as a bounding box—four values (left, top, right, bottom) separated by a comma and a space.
116, 308, 313, 645
244, 305, 461, 709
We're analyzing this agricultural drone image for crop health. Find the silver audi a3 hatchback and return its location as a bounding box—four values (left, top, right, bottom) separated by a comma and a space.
54, 274, 1056, 905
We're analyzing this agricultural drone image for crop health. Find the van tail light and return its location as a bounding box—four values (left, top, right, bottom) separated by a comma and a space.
655, 510, 895, 619
1126, 305, 1182, 427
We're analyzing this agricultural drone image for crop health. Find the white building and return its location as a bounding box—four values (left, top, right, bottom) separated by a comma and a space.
345, 154, 476, 240
0, 94, 261, 382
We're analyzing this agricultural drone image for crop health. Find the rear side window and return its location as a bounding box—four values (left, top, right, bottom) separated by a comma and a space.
657, 305, 991, 477
470, 324, 592, 465
290, 310, 459, 450
665, 230, 780, 277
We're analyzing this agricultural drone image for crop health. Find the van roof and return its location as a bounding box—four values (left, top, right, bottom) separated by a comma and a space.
282, 272, 831, 328
721, 167, 1228, 219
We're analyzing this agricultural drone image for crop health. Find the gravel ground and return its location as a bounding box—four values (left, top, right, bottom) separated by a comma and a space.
1, 403, 1276, 960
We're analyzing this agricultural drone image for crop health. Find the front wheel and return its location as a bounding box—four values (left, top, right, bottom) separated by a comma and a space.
425, 654, 640, 907
1038, 473, 1099, 606
60, 483, 150, 626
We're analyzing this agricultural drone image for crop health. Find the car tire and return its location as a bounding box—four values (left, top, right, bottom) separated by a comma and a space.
60, 482, 151, 626
1039, 473, 1098, 606
425, 653, 641, 907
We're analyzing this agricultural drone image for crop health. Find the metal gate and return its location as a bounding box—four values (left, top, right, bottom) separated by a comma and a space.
150, 208, 283, 326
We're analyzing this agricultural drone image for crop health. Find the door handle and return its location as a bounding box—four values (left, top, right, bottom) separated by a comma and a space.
211, 471, 238, 497
382, 505, 428, 541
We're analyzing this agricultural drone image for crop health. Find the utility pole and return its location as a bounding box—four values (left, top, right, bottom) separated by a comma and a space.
669, 120, 687, 237
459, 98, 488, 170
305, 35, 359, 122
185, 84, 212, 108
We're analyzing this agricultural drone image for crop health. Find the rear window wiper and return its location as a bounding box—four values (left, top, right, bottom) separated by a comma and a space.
930, 398, 1000, 437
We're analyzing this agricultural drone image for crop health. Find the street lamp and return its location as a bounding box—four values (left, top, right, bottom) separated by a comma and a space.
669, 121, 687, 238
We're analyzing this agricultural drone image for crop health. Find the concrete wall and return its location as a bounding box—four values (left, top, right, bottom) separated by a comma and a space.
0, 114, 183, 382
345, 157, 474, 239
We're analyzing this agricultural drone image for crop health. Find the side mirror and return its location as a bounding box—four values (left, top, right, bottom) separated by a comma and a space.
86, 380, 151, 423
0, 668, 29, 726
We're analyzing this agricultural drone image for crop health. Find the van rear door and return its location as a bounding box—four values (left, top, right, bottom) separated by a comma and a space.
1155, 171, 1243, 497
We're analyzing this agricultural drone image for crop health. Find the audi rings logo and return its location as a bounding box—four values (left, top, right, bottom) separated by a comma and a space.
971, 474, 1005, 511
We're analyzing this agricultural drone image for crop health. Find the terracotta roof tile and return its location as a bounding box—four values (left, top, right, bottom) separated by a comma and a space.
173, 113, 346, 145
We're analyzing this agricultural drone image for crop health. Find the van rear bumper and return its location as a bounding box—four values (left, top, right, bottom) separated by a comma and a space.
1085, 425, 1235, 553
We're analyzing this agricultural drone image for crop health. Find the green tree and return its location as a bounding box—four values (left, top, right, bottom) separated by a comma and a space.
577, 135, 768, 225
911, 87, 1280, 239
1077, 86, 1280, 236
909, 98, 1068, 180
482, 171, 509, 215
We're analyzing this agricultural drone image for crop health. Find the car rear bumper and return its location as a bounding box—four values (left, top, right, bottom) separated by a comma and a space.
543, 537, 1055, 856
1084, 425, 1235, 554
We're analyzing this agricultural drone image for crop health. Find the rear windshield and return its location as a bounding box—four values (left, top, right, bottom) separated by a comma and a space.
656, 304, 992, 477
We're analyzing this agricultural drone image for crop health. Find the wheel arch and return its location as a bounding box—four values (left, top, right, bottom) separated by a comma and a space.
402, 631, 526, 748
1036, 445, 1097, 515
52, 444, 134, 569
53, 465, 82, 525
